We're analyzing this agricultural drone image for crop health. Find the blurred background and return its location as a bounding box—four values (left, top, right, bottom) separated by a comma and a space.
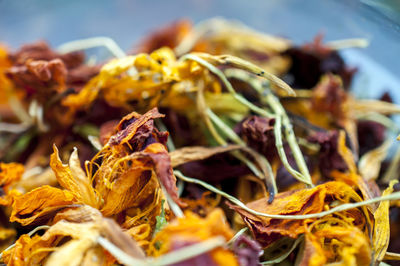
0, 0, 399, 100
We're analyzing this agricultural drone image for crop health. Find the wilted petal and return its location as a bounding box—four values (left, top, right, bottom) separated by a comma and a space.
372, 180, 398, 262
50, 145, 98, 207
10, 186, 76, 226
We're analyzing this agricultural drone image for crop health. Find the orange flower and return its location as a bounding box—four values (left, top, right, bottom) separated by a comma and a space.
8, 108, 181, 235
300, 226, 371, 265
150, 209, 238, 265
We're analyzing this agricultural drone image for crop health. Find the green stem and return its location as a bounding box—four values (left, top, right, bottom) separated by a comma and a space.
224, 69, 313, 187
266, 94, 313, 187
207, 108, 277, 200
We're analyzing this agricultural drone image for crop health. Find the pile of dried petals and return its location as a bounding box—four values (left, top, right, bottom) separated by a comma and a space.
0, 18, 400, 266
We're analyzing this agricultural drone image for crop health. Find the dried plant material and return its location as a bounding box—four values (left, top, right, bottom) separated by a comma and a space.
0, 227, 16, 253
185, 52, 295, 96
176, 17, 290, 55
2, 17, 400, 266
6, 59, 67, 102
136, 19, 192, 53
236, 116, 277, 161
175, 18, 291, 76
358, 140, 391, 181
311, 74, 348, 121
11, 167, 58, 195
150, 209, 238, 265
9, 41, 84, 68
230, 181, 367, 247
52, 205, 103, 224
357, 119, 388, 154
0, 162, 24, 205
2, 218, 144, 266
332, 131, 378, 204
50, 146, 99, 207
373, 180, 398, 262
10, 186, 76, 226
169, 145, 241, 167
62, 48, 184, 111
353, 99, 400, 115
300, 226, 371, 266
232, 234, 263, 265
91, 108, 183, 213
384, 252, 400, 261
284, 34, 355, 90
308, 130, 347, 178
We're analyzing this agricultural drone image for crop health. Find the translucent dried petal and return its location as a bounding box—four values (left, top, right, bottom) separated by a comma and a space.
50, 145, 98, 207
373, 180, 398, 262
10, 186, 76, 226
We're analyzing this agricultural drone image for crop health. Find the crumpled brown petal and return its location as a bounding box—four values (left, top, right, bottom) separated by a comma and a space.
308, 130, 347, 178
9, 41, 84, 69
6, 59, 67, 102
235, 116, 277, 161
94, 108, 183, 209
311, 74, 348, 122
